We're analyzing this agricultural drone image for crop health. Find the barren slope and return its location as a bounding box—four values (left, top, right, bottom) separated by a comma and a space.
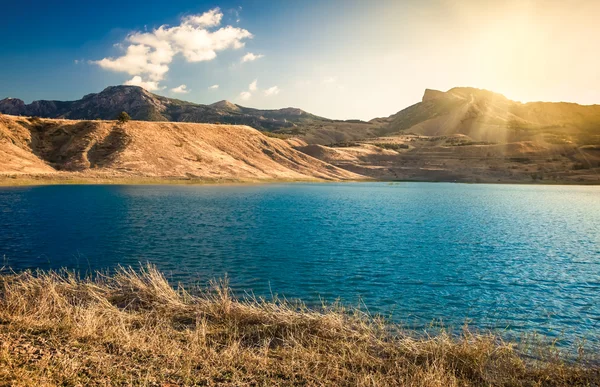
298, 135, 600, 184
0, 115, 361, 181
377, 88, 600, 145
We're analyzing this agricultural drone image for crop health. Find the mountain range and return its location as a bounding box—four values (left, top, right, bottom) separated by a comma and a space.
0, 86, 338, 134
2, 85, 599, 147
1, 85, 599, 184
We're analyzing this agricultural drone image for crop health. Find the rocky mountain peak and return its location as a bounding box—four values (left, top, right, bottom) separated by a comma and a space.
277, 107, 306, 116
100, 85, 151, 96
446, 87, 508, 102
210, 100, 241, 112
422, 89, 447, 102
0, 98, 26, 115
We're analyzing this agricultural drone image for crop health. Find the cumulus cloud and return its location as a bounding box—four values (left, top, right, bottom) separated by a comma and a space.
322, 76, 337, 84
171, 84, 190, 93
93, 8, 252, 89
241, 52, 264, 63
182, 8, 222, 27
249, 79, 258, 91
264, 86, 280, 96
237, 79, 263, 100
209, 84, 219, 90
124, 76, 163, 91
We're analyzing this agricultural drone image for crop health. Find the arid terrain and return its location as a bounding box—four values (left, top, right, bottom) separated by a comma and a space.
297, 136, 600, 184
298, 88, 600, 184
1, 86, 599, 184
0, 114, 360, 183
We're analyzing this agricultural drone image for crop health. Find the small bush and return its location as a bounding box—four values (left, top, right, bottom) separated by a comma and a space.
260, 131, 291, 139
510, 157, 532, 164
572, 162, 589, 170
330, 142, 360, 147
373, 142, 410, 151
116, 111, 131, 124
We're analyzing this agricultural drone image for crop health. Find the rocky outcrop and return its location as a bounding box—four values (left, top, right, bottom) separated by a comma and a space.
0, 98, 26, 115
421, 89, 447, 102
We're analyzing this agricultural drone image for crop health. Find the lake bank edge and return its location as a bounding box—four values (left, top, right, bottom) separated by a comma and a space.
1, 266, 598, 386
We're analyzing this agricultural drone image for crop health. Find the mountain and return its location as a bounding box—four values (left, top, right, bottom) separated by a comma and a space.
0, 85, 323, 129
1, 85, 599, 184
2, 85, 599, 149
0, 114, 360, 181
374, 87, 600, 145
298, 87, 600, 184
0, 86, 382, 145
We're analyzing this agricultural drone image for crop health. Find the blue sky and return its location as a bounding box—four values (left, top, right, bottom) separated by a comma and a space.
1, 0, 599, 119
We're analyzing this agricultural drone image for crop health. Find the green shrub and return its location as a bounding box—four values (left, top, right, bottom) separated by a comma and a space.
116, 111, 131, 124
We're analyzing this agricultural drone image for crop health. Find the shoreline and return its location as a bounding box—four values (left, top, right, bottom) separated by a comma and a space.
1, 174, 599, 187
0, 175, 353, 187
1, 266, 598, 386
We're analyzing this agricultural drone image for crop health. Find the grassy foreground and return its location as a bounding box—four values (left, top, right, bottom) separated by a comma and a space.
0, 267, 598, 386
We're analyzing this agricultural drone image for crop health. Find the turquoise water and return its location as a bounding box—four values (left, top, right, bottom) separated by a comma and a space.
1, 183, 599, 345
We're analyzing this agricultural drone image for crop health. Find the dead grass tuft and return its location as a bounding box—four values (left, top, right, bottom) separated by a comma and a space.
0, 265, 597, 386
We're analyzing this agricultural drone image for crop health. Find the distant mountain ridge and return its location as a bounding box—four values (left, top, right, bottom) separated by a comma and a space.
0, 85, 325, 132
2, 85, 599, 146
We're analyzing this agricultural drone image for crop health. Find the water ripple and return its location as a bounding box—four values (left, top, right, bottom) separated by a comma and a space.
0, 182, 599, 346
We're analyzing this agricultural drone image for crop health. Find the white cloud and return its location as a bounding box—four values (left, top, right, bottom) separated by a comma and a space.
241, 52, 264, 63
264, 86, 280, 96
93, 8, 252, 89
322, 76, 337, 84
182, 8, 222, 28
209, 84, 219, 90
171, 84, 190, 93
249, 79, 258, 91
124, 76, 163, 91
237, 79, 260, 100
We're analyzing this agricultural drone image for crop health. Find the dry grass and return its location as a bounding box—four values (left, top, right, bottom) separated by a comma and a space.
0, 266, 597, 386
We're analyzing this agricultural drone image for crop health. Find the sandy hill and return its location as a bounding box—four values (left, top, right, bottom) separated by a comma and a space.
0, 115, 361, 181
375, 87, 600, 145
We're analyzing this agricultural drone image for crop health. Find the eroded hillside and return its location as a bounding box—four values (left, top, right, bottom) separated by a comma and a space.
376, 87, 600, 144
0, 115, 361, 181
298, 135, 600, 184
291, 87, 600, 184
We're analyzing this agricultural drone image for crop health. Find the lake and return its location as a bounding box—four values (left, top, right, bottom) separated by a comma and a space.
1, 182, 599, 345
